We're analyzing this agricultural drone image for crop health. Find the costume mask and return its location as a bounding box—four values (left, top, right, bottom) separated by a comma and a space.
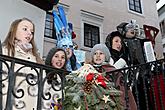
125, 20, 139, 38
53, 6, 82, 71
53, 6, 74, 58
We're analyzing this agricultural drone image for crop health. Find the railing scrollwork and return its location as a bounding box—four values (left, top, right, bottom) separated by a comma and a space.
0, 54, 164, 110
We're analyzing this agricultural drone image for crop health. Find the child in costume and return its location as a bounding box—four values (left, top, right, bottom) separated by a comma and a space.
117, 20, 164, 110
53, 6, 81, 72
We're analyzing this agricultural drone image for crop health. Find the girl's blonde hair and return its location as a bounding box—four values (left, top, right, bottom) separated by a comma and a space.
3, 18, 43, 64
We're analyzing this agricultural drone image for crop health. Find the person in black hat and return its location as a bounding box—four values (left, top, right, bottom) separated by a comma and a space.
105, 31, 128, 69
117, 21, 153, 110
117, 20, 146, 65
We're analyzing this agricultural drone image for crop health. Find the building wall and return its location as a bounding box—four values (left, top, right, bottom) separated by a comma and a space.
0, 0, 46, 57
0, 0, 163, 59
158, 5, 165, 54
48, 0, 163, 59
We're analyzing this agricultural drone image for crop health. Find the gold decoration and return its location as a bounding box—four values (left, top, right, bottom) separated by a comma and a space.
83, 81, 93, 94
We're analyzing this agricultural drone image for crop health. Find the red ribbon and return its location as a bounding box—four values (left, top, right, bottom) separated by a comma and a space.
86, 73, 106, 88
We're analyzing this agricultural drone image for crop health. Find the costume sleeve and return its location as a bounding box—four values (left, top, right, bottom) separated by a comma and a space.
115, 71, 137, 110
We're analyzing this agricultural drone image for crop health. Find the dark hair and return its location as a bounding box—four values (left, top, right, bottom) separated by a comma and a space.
105, 31, 123, 49
116, 22, 128, 37
45, 47, 67, 69
45, 48, 67, 84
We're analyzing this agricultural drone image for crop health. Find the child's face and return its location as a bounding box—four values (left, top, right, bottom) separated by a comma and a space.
93, 50, 106, 65
51, 51, 66, 69
16, 20, 34, 44
112, 36, 122, 51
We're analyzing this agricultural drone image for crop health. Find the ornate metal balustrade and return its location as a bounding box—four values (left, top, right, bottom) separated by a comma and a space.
0, 53, 164, 110
0, 54, 68, 110
106, 59, 165, 110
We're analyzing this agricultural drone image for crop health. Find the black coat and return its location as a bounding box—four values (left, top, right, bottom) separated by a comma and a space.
110, 48, 129, 65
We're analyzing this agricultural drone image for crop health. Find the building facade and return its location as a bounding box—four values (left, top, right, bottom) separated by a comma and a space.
0, 0, 163, 60
158, 4, 165, 55
44, 0, 163, 60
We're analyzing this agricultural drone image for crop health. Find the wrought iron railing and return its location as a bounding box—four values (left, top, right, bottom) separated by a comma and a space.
0, 54, 164, 110
0, 54, 68, 110
106, 59, 165, 110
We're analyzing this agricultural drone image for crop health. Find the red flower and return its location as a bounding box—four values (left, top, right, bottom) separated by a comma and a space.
97, 75, 106, 88
86, 73, 94, 81
86, 73, 107, 88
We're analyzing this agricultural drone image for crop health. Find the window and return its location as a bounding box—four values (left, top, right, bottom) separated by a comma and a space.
84, 23, 100, 48
163, 44, 165, 48
81, 10, 103, 49
128, 0, 142, 14
160, 19, 165, 37
44, 12, 56, 39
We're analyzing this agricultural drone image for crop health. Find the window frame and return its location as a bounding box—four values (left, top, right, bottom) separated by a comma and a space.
159, 19, 165, 38
44, 12, 56, 40
128, 0, 143, 14
80, 10, 104, 50
84, 23, 100, 48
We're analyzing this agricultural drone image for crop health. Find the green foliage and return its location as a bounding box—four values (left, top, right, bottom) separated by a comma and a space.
63, 65, 123, 110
